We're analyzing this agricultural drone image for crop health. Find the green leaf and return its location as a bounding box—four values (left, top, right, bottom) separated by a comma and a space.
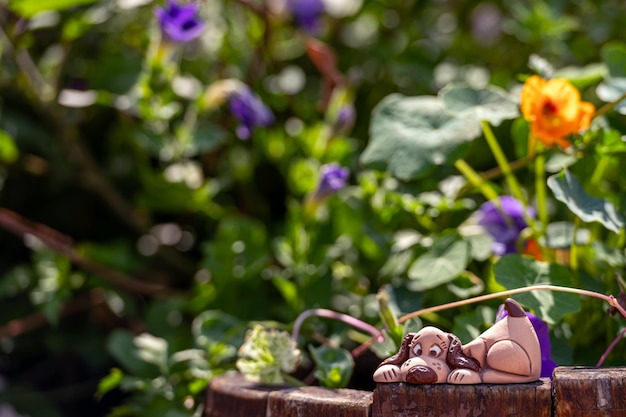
596, 42, 626, 113
309, 345, 354, 389
543, 222, 590, 249
8, 0, 100, 17
452, 306, 494, 343
0, 130, 18, 164
106, 330, 161, 378
439, 84, 519, 126
462, 229, 493, 261
596, 79, 626, 114
407, 234, 470, 290
97, 368, 124, 399
601, 41, 626, 78
494, 255, 581, 324
552, 63, 606, 89
191, 310, 243, 350
547, 170, 624, 233
596, 129, 626, 155
544, 153, 578, 173
360, 94, 481, 180
271, 276, 301, 313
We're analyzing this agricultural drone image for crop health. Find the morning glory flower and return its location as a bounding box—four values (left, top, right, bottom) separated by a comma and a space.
476, 196, 535, 256
313, 163, 349, 201
287, 0, 325, 33
228, 85, 275, 140
332, 104, 356, 136
236, 324, 301, 384
155, 0, 205, 43
497, 306, 558, 378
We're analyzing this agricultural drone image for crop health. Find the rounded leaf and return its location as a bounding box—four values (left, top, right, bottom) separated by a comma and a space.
440, 84, 520, 126
408, 234, 471, 290
361, 94, 481, 180
547, 170, 625, 234
494, 255, 581, 324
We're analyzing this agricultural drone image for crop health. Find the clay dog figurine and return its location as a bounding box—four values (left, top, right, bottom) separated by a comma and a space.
373, 298, 542, 384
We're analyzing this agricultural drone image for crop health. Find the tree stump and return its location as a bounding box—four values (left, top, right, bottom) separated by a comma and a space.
267, 386, 372, 417
204, 374, 372, 417
204, 374, 290, 417
553, 367, 626, 417
372, 379, 552, 417
204, 369, 626, 417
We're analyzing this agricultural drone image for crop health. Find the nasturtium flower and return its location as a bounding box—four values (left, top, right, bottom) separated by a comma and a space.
155, 0, 205, 43
497, 306, 558, 379
236, 324, 301, 385
477, 196, 535, 256
228, 86, 275, 140
312, 163, 349, 201
287, 0, 325, 33
520, 75, 595, 148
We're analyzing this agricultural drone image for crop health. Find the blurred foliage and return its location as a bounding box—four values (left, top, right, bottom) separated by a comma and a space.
1, 0, 626, 416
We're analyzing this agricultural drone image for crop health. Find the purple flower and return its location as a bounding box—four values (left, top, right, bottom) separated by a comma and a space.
228, 86, 275, 139
287, 0, 325, 33
477, 196, 535, 256
155, 0, 205, 43
313, 163, 349, 201
497, 306, 558, 379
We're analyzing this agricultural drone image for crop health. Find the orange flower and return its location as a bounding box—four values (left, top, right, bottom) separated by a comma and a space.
520, 75, 595, 148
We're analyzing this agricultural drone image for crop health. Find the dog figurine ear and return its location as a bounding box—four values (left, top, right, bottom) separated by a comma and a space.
446, 333, 480, 372
377, 333, 415, 369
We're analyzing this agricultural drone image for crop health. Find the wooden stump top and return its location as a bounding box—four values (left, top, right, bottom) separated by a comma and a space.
553, 367, 626, 417
373, 379, 552, 417
204, 374, 372, 417
204, 367, 626, 417
268, 386, 372, 417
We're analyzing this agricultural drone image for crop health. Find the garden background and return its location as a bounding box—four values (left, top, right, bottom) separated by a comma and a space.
1, 0, 626, 416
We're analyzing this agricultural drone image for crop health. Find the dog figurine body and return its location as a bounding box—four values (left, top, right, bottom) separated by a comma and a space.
373, 298, 542, 384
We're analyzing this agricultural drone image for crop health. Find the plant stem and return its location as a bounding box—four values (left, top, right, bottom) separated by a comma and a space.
291, 308, 384, 343
454, 159, 499, 201
397, 284, 626, 323
596, 327, 626, 367
534, 145, 548, 234
282, 373, 307, 387
590, 156, 611, 188
481, 121, 526, 204
0, 207, 185, 297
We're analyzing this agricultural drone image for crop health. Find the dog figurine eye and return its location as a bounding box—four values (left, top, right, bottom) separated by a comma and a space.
412, 343, 422, 356
429, 345, 442, 357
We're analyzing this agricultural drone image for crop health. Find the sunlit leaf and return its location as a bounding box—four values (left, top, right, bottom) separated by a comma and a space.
107, 330, 161, 378
97, 368, 124, 400
361, 94, 481, 180
494, 255, 581, 324
553, 63, 606, 89
543, 222, 590, 249
0, 130, 19, 164
547, 170, 624, 233
8, 0, 100, 17
439, 84, 519, 126
596, 42, 626, 114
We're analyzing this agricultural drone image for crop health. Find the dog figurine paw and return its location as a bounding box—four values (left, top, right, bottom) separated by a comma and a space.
373, 298, 541, 384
